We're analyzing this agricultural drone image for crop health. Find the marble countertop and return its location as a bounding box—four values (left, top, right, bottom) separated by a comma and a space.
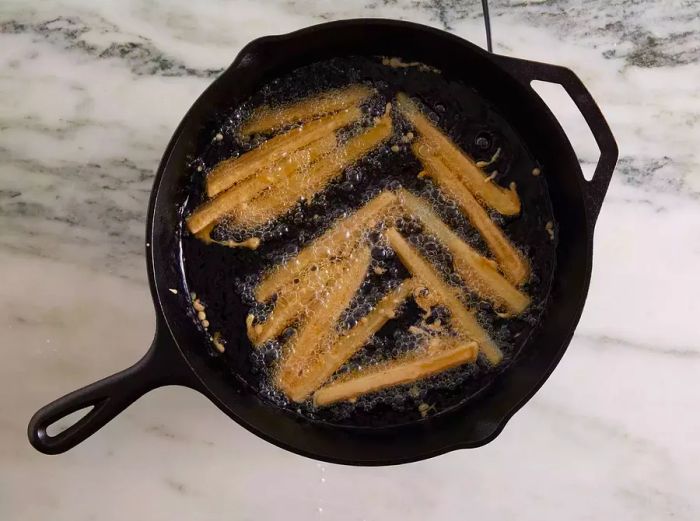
2, 0, 699, 519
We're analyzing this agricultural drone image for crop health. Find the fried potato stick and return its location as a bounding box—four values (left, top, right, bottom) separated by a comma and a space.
276, 246, 371, 401
413, 144, 530, 286
187, 134, 337, 234
386, 228, 502, 364
254, 191, 398, 302
283, 279, 415, 401
397, 189, 530, 312
233, 113, 393, 229
313, 339, 478, 407
240, 84, 374, 136
396, 92, 520, 215
206, 107, 361, 197
249, 256, 353, 346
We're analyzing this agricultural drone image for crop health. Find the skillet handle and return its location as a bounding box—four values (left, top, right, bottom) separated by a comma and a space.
27, 324, 195, 455
495, 55, 618, 223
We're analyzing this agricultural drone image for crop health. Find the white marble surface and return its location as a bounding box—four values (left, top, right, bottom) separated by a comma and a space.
1, 0, 699, 519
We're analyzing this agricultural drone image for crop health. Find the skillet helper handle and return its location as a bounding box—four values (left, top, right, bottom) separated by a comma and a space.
28, 329, 191, 455
496, 55, 618, 223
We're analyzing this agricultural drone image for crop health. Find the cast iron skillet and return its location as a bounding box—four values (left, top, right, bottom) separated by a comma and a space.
28, 19, 617, 465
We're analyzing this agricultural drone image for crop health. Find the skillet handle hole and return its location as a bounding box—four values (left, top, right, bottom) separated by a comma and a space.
530, 80, 601, 181
45, 405, 95, 437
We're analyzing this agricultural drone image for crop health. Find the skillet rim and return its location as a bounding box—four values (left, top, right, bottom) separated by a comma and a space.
146, 18, 606, 465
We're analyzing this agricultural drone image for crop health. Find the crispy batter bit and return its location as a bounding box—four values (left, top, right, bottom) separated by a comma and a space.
212, 332, 226, 353
545, 221, 555, 240
193, 223, 261, 250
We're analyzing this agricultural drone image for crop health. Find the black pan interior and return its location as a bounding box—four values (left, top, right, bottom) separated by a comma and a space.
178, 56, 556, 428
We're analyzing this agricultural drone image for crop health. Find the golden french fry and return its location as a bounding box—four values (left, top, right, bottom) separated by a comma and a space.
241, 84, 374, 136
250, 284, 315, 346
276, 246, 371, 401
284, 280, 415, 401
313, 339, 478, 407
254, 190, 398, 303
396, 92, 520, 215
397, 189, 530, 312
249, 256, 352, 345
413, 145, 530, 286
206, 107, 361, 197
385, 228, 502, 364
233, 113, 393, 229
187, 134, 337, 234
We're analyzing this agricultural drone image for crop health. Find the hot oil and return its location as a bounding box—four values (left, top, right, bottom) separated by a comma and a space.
179, 57, 556, 427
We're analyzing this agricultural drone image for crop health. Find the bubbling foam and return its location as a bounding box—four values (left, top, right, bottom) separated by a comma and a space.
181, 56, 555, 425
